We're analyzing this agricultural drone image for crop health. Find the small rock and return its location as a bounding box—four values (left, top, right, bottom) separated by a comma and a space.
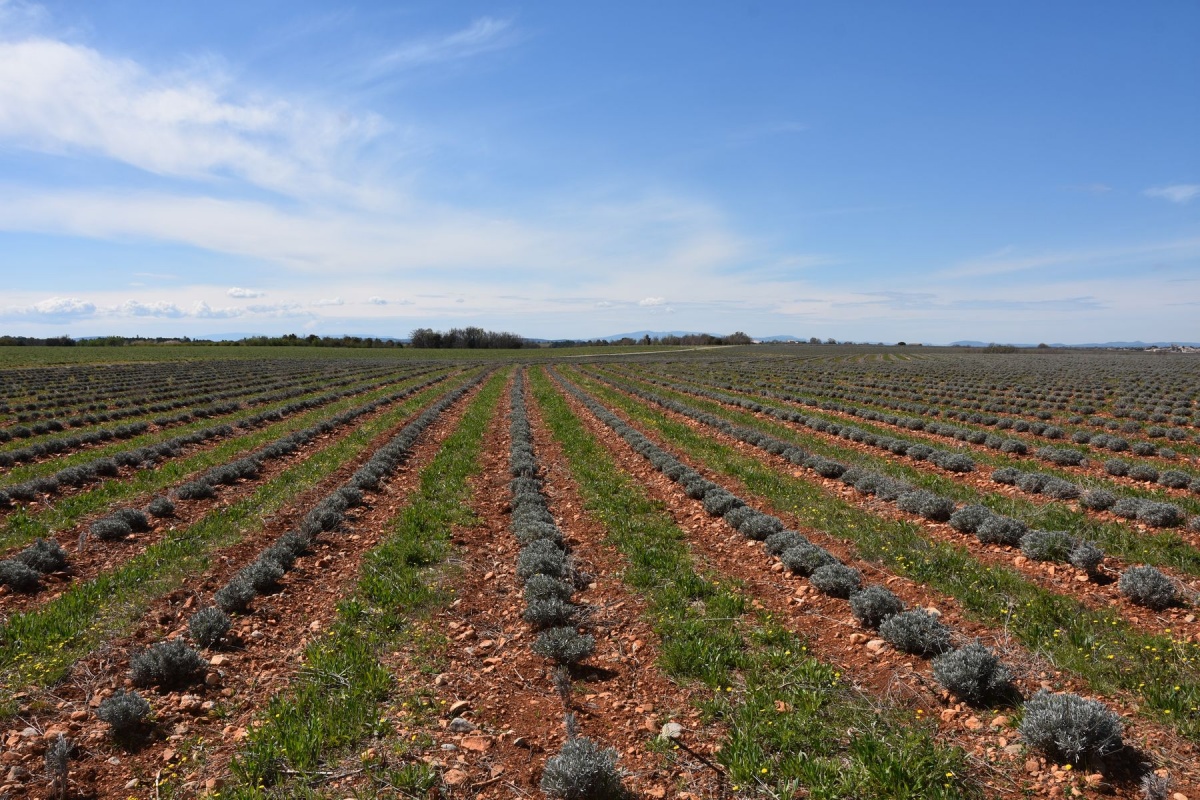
1003, 744, 1023, 755
205, 777, 225, 792
7, 766, 28, 782
444, 768, 469, 787
461, 736, 491, 752
660, 722, 684, 741
162, 748, 177, 763
125, 778, 139, 789
963, 716, 983, 731
1084, 773, 1103, 788
434, 673, 450, 687
1025, 758, 1040, 774
865, 639, 887, 652
209, 654, 228, 667
448, 700, 471, 716
849, 633, 867, 644
448, 717, 475, 733
991, 715, 1011, 728
69, 710, 88, 722
205, 671, 222, 688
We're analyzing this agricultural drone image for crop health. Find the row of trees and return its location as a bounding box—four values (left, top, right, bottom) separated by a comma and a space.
408, 327, 526, 349
226, 334, 400, 348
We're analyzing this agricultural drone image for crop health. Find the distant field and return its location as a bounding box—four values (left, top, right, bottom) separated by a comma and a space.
0, 343, 699, 367
1, 345, 1199, 798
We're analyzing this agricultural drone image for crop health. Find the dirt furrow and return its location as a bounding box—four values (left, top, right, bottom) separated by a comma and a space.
0, 377, 486, 799
551, 370, 1200, 799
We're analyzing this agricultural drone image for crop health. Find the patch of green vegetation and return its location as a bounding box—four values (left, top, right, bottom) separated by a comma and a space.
533, 367, 976, 799
0, 371, 453, 555
0, 369, 437, 487
0, 343, 694, 368
594, 366, 1200, 576
224, 371, 506, 796
0, 373, 479, 708
563, 367, 1200, 740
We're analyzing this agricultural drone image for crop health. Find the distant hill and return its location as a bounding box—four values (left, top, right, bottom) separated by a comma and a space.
599, 330, 710, 341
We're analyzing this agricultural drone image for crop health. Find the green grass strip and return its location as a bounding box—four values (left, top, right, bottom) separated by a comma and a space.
645, 363, 1200, 511
596, 366, 1200, 577
224, 371, 507, 796
0, 365, 394, 457
533, 368, 975, 799
563, 367, 1200, 740
0, 374, 475, 704
0, 369, 430, 486
0, 370, 453, 555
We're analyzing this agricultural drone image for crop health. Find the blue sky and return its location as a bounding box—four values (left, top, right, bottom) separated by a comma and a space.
0, 0, 1197, 343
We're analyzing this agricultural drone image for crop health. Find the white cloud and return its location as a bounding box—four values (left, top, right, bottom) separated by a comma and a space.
1144, 184, 1200, 204
375, 17, 516, 71
638, 297, 666, 307
1, 295, 96, 322
191, 301, 243, 319
311, 296, 344, 307
595, 300, 613, 308
36, 296, 95, 315
0, 36, 386, 202
113, 299, 184, 317
227, 287, 265, 298
367, 296, 387, 305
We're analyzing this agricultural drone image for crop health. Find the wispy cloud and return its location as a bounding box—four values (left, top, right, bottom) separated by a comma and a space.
0, 36, 386, 203
1144, 184, 1200, 204
374, 17, 517, 72
311, 296, 344, 307
227, 287, 265, 298
939, 237, 1200, 280
366, 296, 388, 305
246, 302, 307, 317
638, 297, 666, 307
0, 0, 48, 33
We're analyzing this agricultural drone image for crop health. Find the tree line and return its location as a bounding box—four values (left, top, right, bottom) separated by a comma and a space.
407, 327, 526, 349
